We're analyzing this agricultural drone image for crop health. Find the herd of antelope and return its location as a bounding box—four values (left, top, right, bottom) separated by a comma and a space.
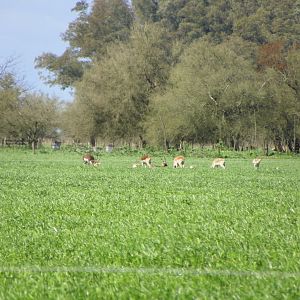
83, 154, 262, 169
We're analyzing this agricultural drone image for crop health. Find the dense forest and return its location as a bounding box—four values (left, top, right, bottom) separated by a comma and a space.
1, 0, 300, 152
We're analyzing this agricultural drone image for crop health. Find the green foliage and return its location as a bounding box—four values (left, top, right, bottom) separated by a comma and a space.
157, 0, 299, 45
0, 75, 20, 137
30, 0, 300, 152
132, 0, 159, 23
0, 150, 299, 298
287, 46, 300, 98
0, 58, 61, 152
35, 0, 134, 88
146, 41, 258, 146
34, 50, 85, 89
16, 94, 60, 147
72, 22, 174, 142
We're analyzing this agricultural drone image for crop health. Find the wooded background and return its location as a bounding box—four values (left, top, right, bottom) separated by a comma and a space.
1, 0, 299, 152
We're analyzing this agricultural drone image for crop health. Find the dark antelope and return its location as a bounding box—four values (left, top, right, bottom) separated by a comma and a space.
83, 154, 100, 166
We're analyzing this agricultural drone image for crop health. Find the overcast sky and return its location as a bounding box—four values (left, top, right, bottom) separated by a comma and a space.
0, 1, 85, 102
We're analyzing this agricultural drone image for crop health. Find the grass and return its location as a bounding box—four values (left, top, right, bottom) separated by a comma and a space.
0, 149, 299, 299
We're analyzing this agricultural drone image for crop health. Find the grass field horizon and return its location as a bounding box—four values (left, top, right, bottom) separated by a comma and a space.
0, 148, 299, 299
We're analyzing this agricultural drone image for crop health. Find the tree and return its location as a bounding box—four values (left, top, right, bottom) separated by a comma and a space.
257, 41, 287, 73
286, 45, 300, 98
70, 22, 174, 145
156, 0, 299, 45
232, 0, 300, 44
16, 94, 60, 153
61, 94, 108, 145
35, 50, 85, 89
132, 0, 159, 23
145, 40, 261, 149
0, 73, 20, 142
0, 57, 25, 143
35, 0, 134, 89
158, 0, 211, 43
257, 68, 298, 153
255, 41, 300, 152
54, 0, 299, 150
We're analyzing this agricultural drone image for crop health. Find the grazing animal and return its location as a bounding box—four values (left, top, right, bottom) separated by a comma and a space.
90, 159, 100, 166
173, 156, 185, 168
211, 158, 225, 169
83, 154, 100, 166
140, 155, 152, 168
161, 160, 168, 167
252, 158, 261, 169
83, 154, 94, 164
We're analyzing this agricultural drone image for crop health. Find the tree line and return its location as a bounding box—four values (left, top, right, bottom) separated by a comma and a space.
0, 57, 60, 152
1, 0, 300, 153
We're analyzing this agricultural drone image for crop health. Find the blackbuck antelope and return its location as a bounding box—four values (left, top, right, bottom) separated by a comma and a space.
252, 158, 261, 169
140, 155, 152, 168
173, 156, 185, 168
83, 154, 100, 166
211, 158, 225, 169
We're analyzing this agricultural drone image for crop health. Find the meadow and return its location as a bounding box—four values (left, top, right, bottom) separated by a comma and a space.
0, 148, 299, 299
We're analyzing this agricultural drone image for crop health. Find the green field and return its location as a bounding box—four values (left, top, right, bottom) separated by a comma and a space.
0, 149, 299, 299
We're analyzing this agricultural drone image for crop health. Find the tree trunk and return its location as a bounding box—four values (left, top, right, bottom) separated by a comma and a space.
264, 141, 269, 156
253, 110, 257, 148
90, 136, 96, 148
179, 139, 185, 151
32, 141, 37, 154
274, 135, 284, 152
295, 138, 300, 153
232, 136, 240, 151
139, 135, 146, 149
164, 139, 170, 152
293, 115, 297, 153
158, 114, 169, 152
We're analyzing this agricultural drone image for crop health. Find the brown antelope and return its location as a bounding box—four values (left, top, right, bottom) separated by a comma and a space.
134, 160, 167, 168
211, 158, 225, 169
173, 156, 185, 168
252, 158, 261, 169
83, 154, 100, 166
140, 155, 152, 168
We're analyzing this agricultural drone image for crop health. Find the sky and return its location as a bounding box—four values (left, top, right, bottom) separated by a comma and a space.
0, 1, 85, 102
